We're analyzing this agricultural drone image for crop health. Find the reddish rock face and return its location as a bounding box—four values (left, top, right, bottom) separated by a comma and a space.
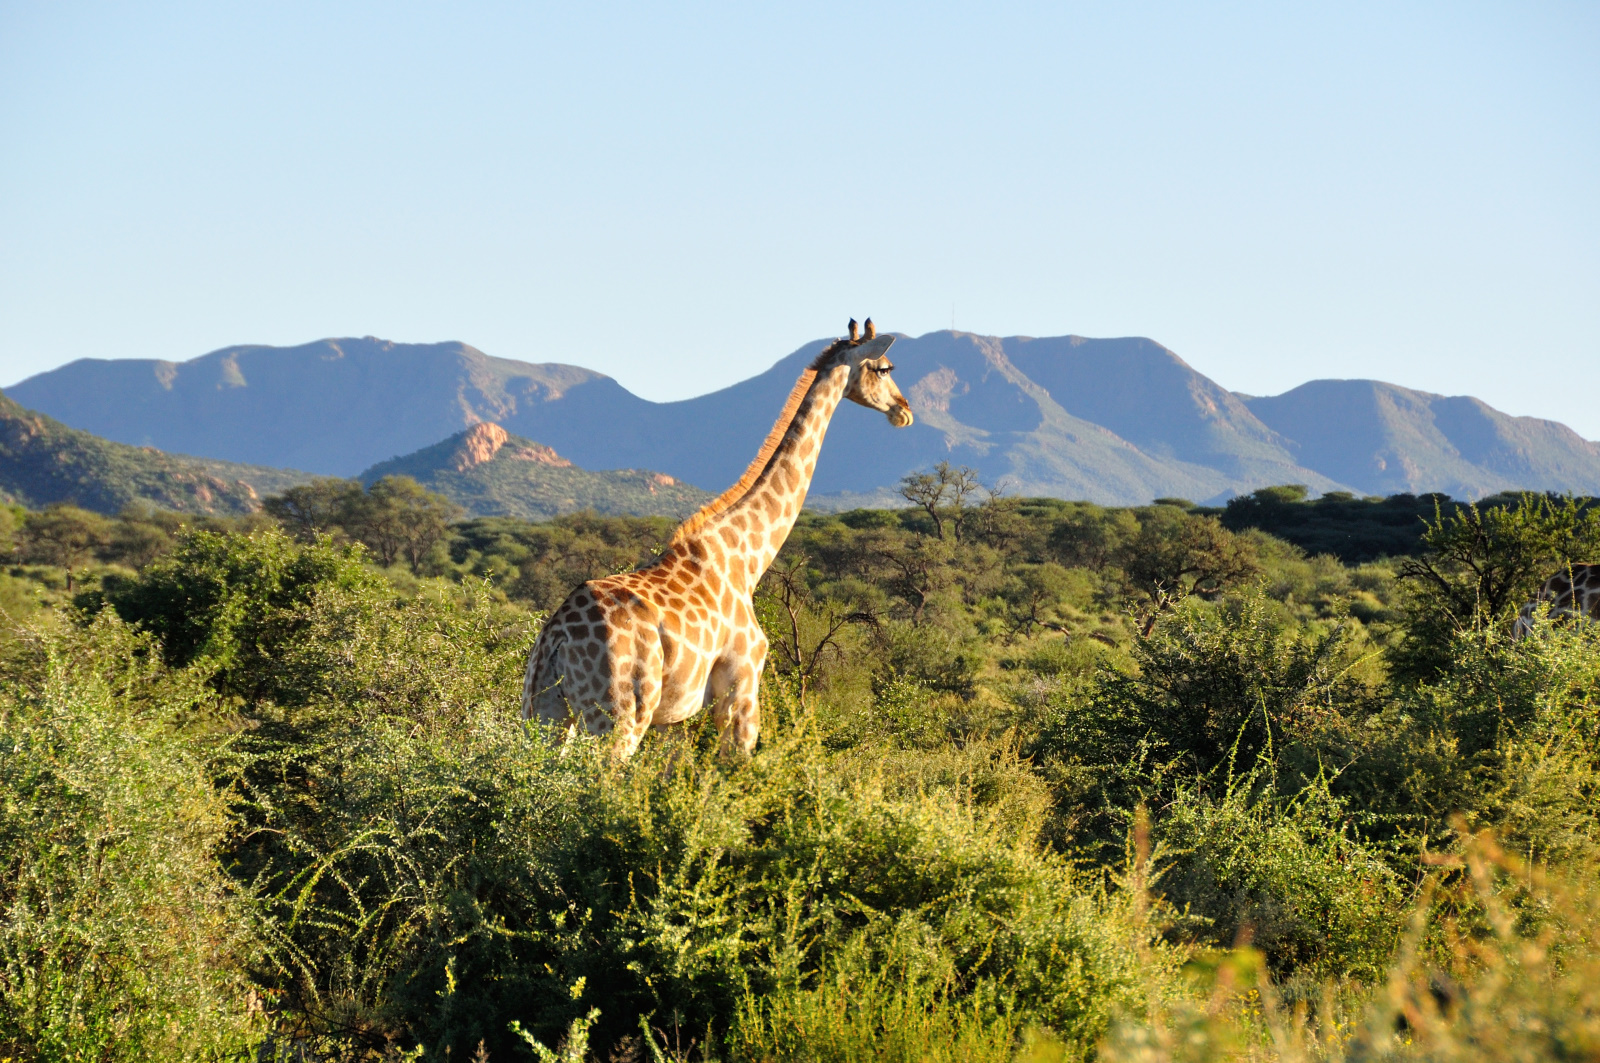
507, 442, 573, 468
452, 422, 510, 470
451, 422, 573, 472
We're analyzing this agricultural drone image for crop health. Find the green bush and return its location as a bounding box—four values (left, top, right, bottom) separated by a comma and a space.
1151, 768, 1405, 995
0, 615, 260, 1061
1031, 591, 1374, 857
236, 703, 1168, 1058
1391, 494, 1600, 684
101, 527, 383, 703
1100, 830, 1600, 1063
1374, 621, 1600, 866
726, 926, 1027, 1063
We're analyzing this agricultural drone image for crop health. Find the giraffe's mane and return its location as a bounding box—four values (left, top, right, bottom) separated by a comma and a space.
669, 339, 853, 546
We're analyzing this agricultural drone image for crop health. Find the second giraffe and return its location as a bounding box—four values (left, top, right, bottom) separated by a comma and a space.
521, 319, 913, 759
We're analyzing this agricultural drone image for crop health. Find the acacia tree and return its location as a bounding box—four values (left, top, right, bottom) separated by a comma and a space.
343, 477, 463, 573
1398, 495, 1600, 621
1117, 508, 1260, 636
1001, 562, 1081, 638
756, 554, 875, 700
898, 462, 984, 541
1392, 494, 1600, 681
262, 479, 365, 542
1048, 505, 1141, 572
21, 504, 112, 591
845, 527, 963, 625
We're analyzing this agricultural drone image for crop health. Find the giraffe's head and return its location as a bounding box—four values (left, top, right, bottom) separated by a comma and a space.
820, 325, 913, 428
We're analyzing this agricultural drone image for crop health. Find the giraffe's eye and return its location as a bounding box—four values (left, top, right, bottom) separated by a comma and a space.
874, 363, 893, 375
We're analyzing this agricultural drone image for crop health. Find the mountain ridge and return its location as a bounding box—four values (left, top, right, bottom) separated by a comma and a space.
1242, 379, 1600, 500
12, 332, 1597, 506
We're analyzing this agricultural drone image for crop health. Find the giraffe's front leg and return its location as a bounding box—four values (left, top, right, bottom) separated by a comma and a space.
709, 626, 767, 755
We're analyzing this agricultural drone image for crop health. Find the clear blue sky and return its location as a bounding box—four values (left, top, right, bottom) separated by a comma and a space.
3, 2, 1597, 435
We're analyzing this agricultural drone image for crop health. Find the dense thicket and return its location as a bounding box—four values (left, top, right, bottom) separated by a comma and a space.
1, 478, 1598, 1061
1214, 484, 1598, 564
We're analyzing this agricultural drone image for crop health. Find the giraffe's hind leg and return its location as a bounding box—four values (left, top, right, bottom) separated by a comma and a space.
523, 630, 571, 726
523, 634, 592, 752
607, 625, 665, 761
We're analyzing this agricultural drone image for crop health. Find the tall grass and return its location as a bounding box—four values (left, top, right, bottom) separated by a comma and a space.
1101, 827, 1600, 1063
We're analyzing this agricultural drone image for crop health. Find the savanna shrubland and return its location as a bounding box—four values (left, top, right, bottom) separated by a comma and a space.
1, 486, 1598, 1061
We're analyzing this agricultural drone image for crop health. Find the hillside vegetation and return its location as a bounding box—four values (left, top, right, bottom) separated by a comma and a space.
0, 390, 311, 514
359, 422, 711, 520
2, 474, 1598, 1061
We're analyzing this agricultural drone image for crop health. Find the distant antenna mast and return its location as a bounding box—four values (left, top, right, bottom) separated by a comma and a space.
951, 305, 955, 332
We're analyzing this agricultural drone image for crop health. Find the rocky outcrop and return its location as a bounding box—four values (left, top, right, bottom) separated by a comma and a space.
450, 423, 574, 472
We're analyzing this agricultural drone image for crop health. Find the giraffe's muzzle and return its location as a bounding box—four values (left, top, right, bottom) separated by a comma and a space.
888, 395, 913, 428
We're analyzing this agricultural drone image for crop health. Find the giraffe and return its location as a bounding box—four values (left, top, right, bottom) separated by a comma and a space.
1512, 563, 1600, 640
520, 321, 913, 758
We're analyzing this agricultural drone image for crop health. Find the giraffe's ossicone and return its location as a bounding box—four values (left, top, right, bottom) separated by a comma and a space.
521, 322, 913, 759
1513, 563, 1600, 640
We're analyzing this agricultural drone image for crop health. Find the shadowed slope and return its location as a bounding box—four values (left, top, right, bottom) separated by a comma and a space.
0, 391, 312, 514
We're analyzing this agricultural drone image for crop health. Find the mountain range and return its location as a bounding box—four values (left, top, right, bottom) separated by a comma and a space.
11, 332, 1600, 508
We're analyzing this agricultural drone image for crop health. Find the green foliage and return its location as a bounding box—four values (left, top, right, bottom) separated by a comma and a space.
897, 461, 986, 541
726, 946, 1027, 1062
1362, 621, 1600, 868
511, 1009, 603, 1063
1152, 769, 1405, 993
17, 506, 111, 592
1100, 830, 1600, 1063
234, 693, 1163, 1057
2, 487, 1599, 1061
0, 614, 260, 1061
236, 690, 566, 1057
1221, 484, 1600, 567
262, 477, 365, 541
444, 512, 674, 612
1391, 493, 1600, 682
101, 527, 383, 701
347, 476, 464, 572
1034, 591, 1374, 844
1221, 485, 1444, 563
1118, 507, 1260, 628
262, 475, 463, 573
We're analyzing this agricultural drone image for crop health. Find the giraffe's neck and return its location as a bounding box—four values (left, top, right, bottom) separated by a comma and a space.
697, 364, 850, 591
